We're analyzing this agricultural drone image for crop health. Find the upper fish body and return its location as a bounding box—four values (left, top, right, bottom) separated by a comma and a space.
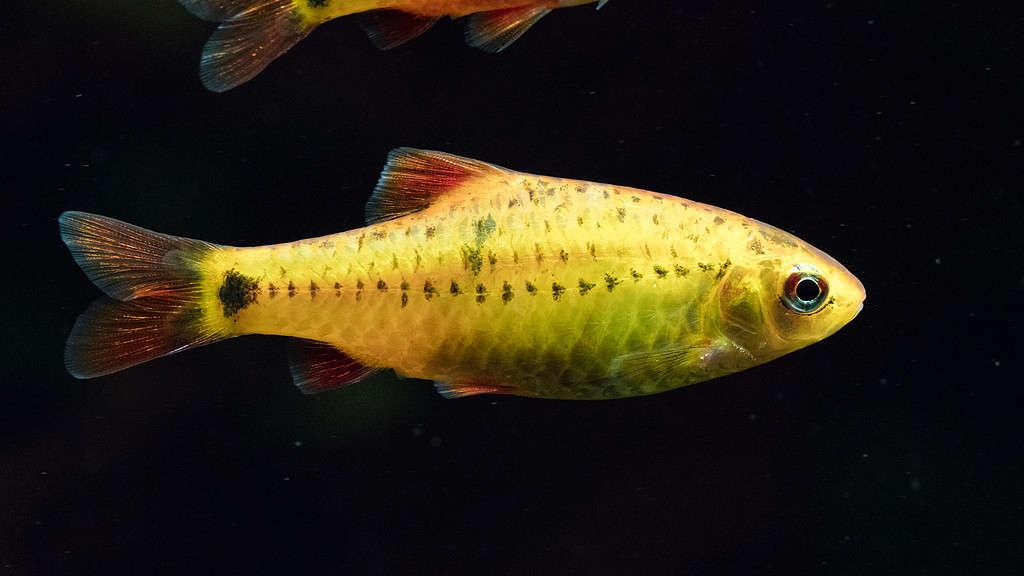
177, 0, 610, 91
60, 149, 865, 400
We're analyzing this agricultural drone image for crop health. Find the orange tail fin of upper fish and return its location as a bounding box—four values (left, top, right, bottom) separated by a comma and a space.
59, 211, 225, 378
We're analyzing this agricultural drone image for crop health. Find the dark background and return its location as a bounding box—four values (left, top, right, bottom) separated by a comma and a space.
2, 0, 1021, 573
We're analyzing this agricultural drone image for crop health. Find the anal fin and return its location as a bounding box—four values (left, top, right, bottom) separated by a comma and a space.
434, 380, 520, 399
288, 339, 378, 395
356, 10, 439, 50
465, 6, 553, 53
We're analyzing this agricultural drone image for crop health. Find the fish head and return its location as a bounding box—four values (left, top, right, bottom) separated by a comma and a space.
712, 220, 866, 364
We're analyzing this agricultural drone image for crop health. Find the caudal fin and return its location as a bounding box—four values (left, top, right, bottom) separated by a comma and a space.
59, 212, 224, 378
179, 0, 316, 92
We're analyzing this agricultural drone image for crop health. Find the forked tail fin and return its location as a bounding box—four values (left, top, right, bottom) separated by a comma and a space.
178, 0, 317, 92
59, 212, 225, 378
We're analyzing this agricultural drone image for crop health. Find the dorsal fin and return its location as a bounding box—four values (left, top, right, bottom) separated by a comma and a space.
365, 148, 507, 224
288, 339, 378, 395
355, 10, 439, 50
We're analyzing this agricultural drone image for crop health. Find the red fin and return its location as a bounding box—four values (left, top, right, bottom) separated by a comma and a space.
434, 380, 520, 399
356, 10, 439, 50
60, 211, 224, 378
288, 339, 378, 395
65, 297, 221, 379
465, 6, 552, 53
365, 148, 508, 224
59, 211, 215, 301
197, 0, 314, 92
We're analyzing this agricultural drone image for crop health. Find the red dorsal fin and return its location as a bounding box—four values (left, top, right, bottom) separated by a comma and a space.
355, 10, 439, 50
365, 148, 507, 224
288, 339, 378, 395
465, 6, 552, 53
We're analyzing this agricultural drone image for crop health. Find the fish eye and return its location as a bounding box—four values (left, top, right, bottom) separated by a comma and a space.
781, 265, 829, 314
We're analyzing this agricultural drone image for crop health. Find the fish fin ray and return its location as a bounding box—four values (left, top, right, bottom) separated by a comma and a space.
434, 380, 520, 399
288, 339, 379, 394
198, 0, 314, 92
355, 9, 439, 50
59, 211, 216, 302
177, 0, 257, 22
60, 211, 225, 378
609, 344, 714, 386
65, 297, 223, 379
465, 6, 552, 53
365, 148, 509, 224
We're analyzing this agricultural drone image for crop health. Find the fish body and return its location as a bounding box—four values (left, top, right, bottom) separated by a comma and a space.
178, 0, 607, 91
61, 149, 865, 400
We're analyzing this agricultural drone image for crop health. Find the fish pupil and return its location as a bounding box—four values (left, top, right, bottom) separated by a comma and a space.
796, 277, 820, 302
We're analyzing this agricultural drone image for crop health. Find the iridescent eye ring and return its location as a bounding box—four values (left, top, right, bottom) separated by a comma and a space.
781, 265, 829, 314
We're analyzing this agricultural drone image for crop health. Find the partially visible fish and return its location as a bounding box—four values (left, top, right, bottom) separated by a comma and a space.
177, 0, 612, 91
60, 148, 865, 400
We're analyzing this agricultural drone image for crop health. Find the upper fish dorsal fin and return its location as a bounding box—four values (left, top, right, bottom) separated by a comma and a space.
356, 10, 440, 50
365, 148, 508, 224
465, 6, 553, 53
288, 339, 379, 395
597, 0, 611, 9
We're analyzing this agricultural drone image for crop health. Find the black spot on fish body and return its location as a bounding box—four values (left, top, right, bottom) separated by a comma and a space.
502, 281, 514, 304
630, 269, 643, 281
525, 281, 537, 295
218, 269, 260, 317
356, 279, 364, 290
670, 247, 678, 258
392, 254, 399, 270
652, 214, 660, 225
476, 284, 487, 304
307, 0, 328, 7
715, 259, 732, 280
309, 281, 319, 298
423, 280, 437, 300
513, 250, 520, 264
334, 282, 341, 296
674, 265, 690, 277
463, 245, 483, 276
488, 251, 497, 267
604, 273, 622, 291
616, 207, 626, 222
425, 226, 436, 239
552, 282, 566, 301
450, 281, 462, 295
559, 249, 569, 263
713, 216, 725, 226
587, 242, 596, 259
372, 230, 386, 241
377, 280, 388, 291
508, 197, 520, 208
288, 281, 296, 297
631, 196, 641, 203
534, 243, 543, 264
268, 283, 278, 298
357, 234, 365, 251
356, 279, 364, 301
698, 262, 714, 273
749, 238, 765, 255
578, 279, 595, 295
414, 251, 422, 271
653, 265, 668, 278
544, 220, 551, 233
577, 215, 584, 227
401, 293, 408, 308
400, 280, 409, 291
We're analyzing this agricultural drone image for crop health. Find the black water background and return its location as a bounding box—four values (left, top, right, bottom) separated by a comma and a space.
2, 1, 1022, 573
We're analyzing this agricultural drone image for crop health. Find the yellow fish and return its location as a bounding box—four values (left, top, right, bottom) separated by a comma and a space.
60, 148, 865, 400
177, 0, 611, 91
